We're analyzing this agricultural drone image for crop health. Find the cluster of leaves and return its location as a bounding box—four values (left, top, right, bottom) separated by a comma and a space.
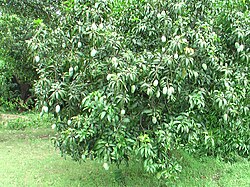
4, 0, 249, 181
0, 0, 61, 106
0, 8, 35, 106
0, 11, 37, 81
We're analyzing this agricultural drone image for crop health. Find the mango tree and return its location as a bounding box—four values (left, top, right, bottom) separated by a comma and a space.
5, 0, 249, 182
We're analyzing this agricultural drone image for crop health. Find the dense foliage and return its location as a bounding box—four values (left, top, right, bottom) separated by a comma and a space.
1, 0, 250, 181
0, 8, 37, 109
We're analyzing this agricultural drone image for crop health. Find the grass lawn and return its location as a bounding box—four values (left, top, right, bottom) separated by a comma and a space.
0, 112, 249, 187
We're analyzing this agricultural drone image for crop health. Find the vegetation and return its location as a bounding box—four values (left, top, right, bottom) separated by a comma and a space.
0, 113, 249, 187
0, 112, 51, 130
0, 9, 37, 107
0, 0, 249, 184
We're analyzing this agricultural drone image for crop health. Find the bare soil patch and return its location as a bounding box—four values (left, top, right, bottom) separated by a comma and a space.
0, 114, 27, 122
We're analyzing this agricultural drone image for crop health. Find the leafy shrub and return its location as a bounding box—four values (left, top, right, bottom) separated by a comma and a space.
0, 57, 14, 102
0, 9, 38, 109
6, 0, 248, 181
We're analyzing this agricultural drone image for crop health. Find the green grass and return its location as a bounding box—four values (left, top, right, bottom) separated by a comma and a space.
0, 112, 52, 130
0, 128, 161, 187
172, 151, 250, 187
0, 112, 249, 187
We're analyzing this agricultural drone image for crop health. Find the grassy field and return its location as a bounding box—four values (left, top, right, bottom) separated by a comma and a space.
0, 112, 249, 187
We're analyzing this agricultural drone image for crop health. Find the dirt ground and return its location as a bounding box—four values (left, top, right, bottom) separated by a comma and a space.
0, 114, 27, 122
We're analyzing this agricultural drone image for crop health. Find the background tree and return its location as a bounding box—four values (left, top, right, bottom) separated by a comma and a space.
0, 0, 61, 108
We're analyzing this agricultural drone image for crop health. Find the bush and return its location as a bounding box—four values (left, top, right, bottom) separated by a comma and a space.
0, 9, 37, 110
